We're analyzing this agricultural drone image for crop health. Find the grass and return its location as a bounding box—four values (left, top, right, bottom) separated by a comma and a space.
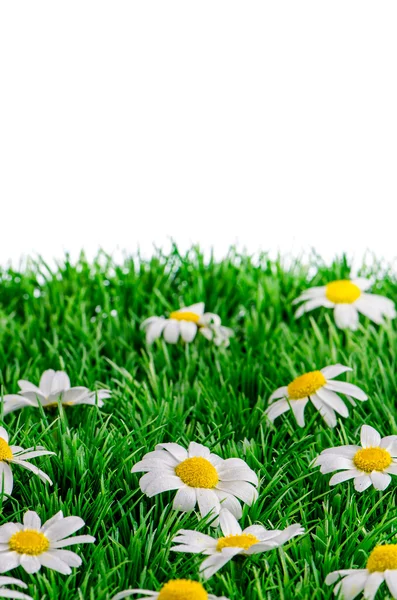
1, 246, 397, 599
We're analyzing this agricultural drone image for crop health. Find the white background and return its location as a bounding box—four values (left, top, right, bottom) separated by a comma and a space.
1, 1, 396, 266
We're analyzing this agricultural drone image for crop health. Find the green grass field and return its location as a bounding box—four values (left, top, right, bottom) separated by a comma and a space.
1, 247, 397, 600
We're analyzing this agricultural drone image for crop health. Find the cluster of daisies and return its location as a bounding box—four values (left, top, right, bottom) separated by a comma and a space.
0, 278, 396, 600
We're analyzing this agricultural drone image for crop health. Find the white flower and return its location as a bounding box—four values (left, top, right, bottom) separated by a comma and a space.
293, 278, 396, 330
171, 509, 304, 579
0, 577, 32, 600
265, 363, 367, 428
131, 442, 258, 526
141, 302, 233, 345
2, 369, 111, 415
0, 427, 55, 496
0, 509, 95, 575
314, 424, 397, 492
326, 543, 397, 600
111, 579, 229, 600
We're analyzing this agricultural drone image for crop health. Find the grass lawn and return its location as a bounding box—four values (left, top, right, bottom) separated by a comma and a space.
1, 247, 397, 600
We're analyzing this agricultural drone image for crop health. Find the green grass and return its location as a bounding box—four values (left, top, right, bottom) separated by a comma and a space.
1, 246, 397, 600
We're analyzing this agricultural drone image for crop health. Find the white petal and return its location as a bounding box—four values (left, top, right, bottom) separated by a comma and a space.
11, 460, 52, 485
36, 552, 71, 575
111, 591, 157, 600
265, 399, 290, 422
40, 511, 63, 533
294, 297, 333, 318
0, 464, 13, 496
354, 475, 373, 492
292, 286, 327, 304
0, 429, 8, 443
179, 321, 197, 343
290, 399, 309, 427
47, 549, 82, 567
23, 512, 41, 531
334, 304, 359, 330
172, 487, 197, 512
370, 471, 391, 491
380, 436, 397, 454
219, 509, 241, 536
188, 443, 211, 459
200, 548, 242, 579
179, 302, 205, 316
215, 481, 258, 505
329, 470, 360, 485
363, 571, 384, 600
340, 572, 370, 600
154, 443, 188, 462
310, 395, 337, 427
268, 386, 288, 403
361, 425, 381, 448
385, 570, 397, 598
39, 370, 56, 396
50, 535, 95, 548
17, 380, 42, 394
163, 321, 180, 344
44, 516, 84, 542
325, 380, 368, 401
0, 525, 22, 543
214, 491, 242, 520
50, 372, 70, 394
19, 555, 41, 574
321, 364, 352, 379
319, 445, 360, 458
315, 388, 349, 417
139, 473, 184, 497
196, 489, 220, 521
351, 278, 372, 292
355, 296, 389, 324
146, 319, 167, 344
0, 552, 20, 573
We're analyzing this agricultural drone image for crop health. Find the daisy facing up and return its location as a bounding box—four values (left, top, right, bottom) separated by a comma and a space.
293, 277, 396, 330
112, 579, 229, 600
141, 302, 233, 346
171, 508, 304, 579
314, 424, 397, 492
0, 577, 32, 600
1, 369, 111, 415
131, 442, 258, 525
265, 363, 367, 428
326, 541, 397, 599
0, 426, 55, 497
0, 509, 95, 575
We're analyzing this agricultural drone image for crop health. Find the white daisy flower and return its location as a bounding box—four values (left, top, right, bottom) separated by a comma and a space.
171, 509, 304, 579
293, 278, 396, 330
326, 543, 397, 600
0, 577, 32, 600
141, 302, 233, 346
111, 579, 229, 600
0, 509, 95, 575
265, 363, 367, 428
2, 369, 111, 415
131, 442, 258, 526
314, 424, 397, 492
0, 426, 55, 496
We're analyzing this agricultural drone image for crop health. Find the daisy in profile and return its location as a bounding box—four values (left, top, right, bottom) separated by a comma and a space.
293, 277, 396, 330
0, 426, 55, 496
1, 369, 111, 415
314, 424, 397, 492
141, 302, 233, 346
0, 509, 95, 575
131, 442, 258, 525
112, 579, 229, 600
0, 577, 32, 600
265, 363, 367, 428
171, 508, 304, 579
326, 541, 397, 599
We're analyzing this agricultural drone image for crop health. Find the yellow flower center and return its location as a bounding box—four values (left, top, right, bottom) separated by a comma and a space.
353, 447, 392, 473
367, 545, 397, 572
325, 280, 361, 304
0, 438, 13, 461
169, 311, 201, 324
216, 533, 259, 552
287, 371, 326, 400
158, 580, 208, 600
9, 530, 50, 556
175, 457, 219, 488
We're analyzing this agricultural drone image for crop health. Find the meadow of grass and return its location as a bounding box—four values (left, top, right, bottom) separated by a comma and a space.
1, 247, 397, 599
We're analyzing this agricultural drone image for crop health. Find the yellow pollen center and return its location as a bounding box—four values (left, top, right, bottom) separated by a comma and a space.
9, 530, 49, 556
287, 371, 326, 400
169, 311, 201, 324
175, 457, 219, 488
0, 438, 13, 461
367, 545, 397, 572
353, 447, 392, 473
325, 280, 361, 304
216, 533, 259, 552
158, 580, 208, 600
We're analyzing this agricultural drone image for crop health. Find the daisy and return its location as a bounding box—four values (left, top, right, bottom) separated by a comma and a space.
111, 579, 229, 600
141, 302, 233, 346
314, 424, 397, 492
131, 442, 258, 526
0, 577, 32, 600
326, 542, 397, 600
1, 369, 111, 415
0, 509, 95, 574
265, 363, 367, 428
0, 426, 55, 496
293, 277, 396, 330
171, 508, 304, 579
